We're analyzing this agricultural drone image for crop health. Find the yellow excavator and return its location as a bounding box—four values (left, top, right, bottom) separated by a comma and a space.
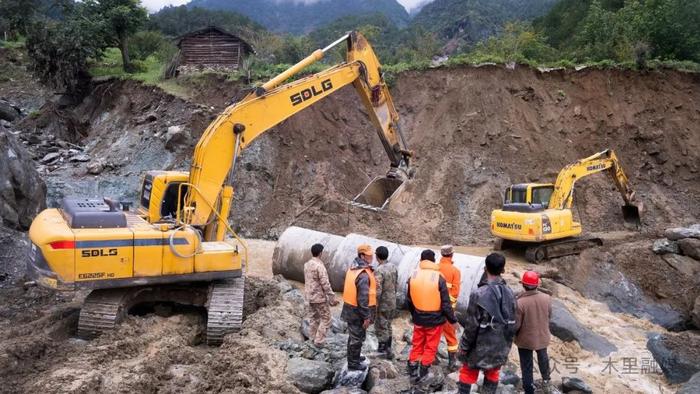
490, 149, 642, 262
27, 32, 412, 344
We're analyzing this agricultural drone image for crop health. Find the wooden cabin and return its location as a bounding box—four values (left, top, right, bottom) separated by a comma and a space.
167, 26, 255, 77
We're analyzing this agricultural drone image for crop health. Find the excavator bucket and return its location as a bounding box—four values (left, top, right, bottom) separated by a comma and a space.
350, 176, 406, 211
622, 203, 642, 228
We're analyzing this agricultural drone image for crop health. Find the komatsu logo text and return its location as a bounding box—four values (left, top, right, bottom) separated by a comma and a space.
586, 164, 606, 171
496, 222, 522, 230
290, 79, 333, 106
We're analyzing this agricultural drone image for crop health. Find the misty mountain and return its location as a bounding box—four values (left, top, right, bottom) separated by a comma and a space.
412, 0, 558, 51
185, 0, 410, 34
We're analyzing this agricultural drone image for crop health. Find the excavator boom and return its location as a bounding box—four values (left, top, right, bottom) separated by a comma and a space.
185, 32, 411, 227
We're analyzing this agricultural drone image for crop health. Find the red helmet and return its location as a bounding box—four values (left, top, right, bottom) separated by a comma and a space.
521, 271, 540, 287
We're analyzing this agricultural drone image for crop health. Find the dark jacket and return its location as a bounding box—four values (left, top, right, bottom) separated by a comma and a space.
458, 276, 516, 370
341, 257, 375, 324
405, 261, 457, 327
515, 289, 552, 350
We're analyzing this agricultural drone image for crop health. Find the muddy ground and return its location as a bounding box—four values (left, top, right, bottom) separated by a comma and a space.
0, 45, 699, 393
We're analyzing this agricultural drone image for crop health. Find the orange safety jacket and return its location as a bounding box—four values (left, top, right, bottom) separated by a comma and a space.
342, 267, 377, 307
409, 260, 442, 312
439, 256, 461, 309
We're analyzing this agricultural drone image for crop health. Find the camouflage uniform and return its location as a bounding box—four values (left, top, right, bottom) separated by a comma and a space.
375, 261, 398, 350
304, 257, 336, 345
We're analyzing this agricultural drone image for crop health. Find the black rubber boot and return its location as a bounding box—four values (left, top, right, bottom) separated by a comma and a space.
377, 341, 386, 354
447, 352, 458, 371
457, 382, 472, 394
481, 379, 498, 394
407, 361, 420, 383
382, 339, 394, 360
417, 364, 430, 382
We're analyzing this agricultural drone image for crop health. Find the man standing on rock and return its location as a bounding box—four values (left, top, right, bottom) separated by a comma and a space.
515, 270, 553, 394
438, 244, 461, 371
341, 244, 377, 370
457, 253, 516, 394
374, 245, 397, 359
304, 243, 339, 347
406, 249, 457, 383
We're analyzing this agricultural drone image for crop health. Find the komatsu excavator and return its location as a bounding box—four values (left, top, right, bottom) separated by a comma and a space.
490, 149, 642, 262
27, 32, 412, 344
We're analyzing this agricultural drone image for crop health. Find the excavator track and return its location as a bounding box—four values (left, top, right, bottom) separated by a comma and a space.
206, 277, 245, 346
525, 236, 604, 263
77, 288, 131, 339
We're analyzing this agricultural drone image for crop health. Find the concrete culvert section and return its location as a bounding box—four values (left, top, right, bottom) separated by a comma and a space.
272, 226, 485, 314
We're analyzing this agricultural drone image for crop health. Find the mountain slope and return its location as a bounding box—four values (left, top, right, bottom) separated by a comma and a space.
411, 0, 557, 50
185, 0, 409, 34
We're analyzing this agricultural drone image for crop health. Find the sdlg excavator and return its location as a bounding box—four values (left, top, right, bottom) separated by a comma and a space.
27, 32, 412, 344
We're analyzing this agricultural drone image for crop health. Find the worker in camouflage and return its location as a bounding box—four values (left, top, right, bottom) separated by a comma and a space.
303, 243, 339, 347
374, 245, 397, 359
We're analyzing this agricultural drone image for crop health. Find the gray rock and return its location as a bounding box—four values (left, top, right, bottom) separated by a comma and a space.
499, 369, 521, 387
661, 254, 700, 276
283, 288, 306, 305
334, 359, 370, 388
693, 296, 700, 329
495, 384, 517, 394
287, 357, 334, 394
69, 154, 91, 162
0, 100, 21, 122
40, 152, 61, 164
0, 129, 46, 229
678, 238, 700, 260
320, 388, 366, 394
647, 333, 700, 384
550, 300, 617, 357
677, 371, 700, 394
365, 359, 399, 391
652, 238, 680, 254
561, 376, 592, 393
664, 225, 700, 241
368, 375, 411, 393
164, 125, 187, 150
86, 160, 105, 175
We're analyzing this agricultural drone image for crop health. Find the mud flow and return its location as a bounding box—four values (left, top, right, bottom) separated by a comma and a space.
350, 176, 405, 210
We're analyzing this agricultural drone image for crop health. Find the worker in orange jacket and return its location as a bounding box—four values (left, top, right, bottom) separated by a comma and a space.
406, 249, 457, 383
439, 244, 461, 371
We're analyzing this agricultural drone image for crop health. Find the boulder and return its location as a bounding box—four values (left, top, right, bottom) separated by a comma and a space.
647, 332, 700, 384
677, 371, 700, 394
661, 254, 700, 277
320, 388, 366, 394
0, 129, 46, 229
86, 160, 105, 175
287, 358, 334, 394
367, 375, 411, 394
164, 125, 187, 150
40, 152, 61, 164
499, 368, 521, 388
364, 360, 399, 391
0, 100, 21, 122
561, 377, 592, 393
652, 238, 680, 255
693, 295, 700, 329
664, 225, 700, 241
678, 238, 700, 260
333, 359, 370, 388
550, 300, 617, 357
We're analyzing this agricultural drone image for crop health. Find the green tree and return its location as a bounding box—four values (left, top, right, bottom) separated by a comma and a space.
25, 16, 106, 97
84, 0, 147, 72
473, 21, 557, 63
574, 0, 631, 61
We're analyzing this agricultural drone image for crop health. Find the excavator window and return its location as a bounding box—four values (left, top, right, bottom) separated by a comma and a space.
531, 186, 554, 208
511, 188, 527, 204
160, 182, 189, 220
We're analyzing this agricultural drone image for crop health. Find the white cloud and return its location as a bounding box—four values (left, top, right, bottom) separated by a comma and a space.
143, 0, 434, 14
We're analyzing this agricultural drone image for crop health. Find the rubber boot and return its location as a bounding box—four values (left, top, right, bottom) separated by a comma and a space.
447, 352, 458, 371
457, 382, 472, 394
377, 341, 386, 354
417, 364, 430, 383
481, 379, 498, 394
407, 361, 420, 383
382, 339, 394, 360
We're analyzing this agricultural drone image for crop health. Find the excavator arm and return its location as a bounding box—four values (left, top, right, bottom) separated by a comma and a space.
183, 32, 411, 229
549, 149, 642, 225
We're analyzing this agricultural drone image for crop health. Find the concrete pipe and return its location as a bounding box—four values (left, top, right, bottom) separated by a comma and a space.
273, 226, 486, 316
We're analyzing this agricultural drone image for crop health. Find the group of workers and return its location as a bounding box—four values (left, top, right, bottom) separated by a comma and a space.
303, 243, 553, 394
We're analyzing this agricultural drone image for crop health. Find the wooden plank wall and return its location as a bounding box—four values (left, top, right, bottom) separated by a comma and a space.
180, 31, 244, 68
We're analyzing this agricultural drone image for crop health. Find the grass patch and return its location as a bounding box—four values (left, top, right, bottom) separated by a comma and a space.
90, 48, 166, 84
0, 37, 26, 49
